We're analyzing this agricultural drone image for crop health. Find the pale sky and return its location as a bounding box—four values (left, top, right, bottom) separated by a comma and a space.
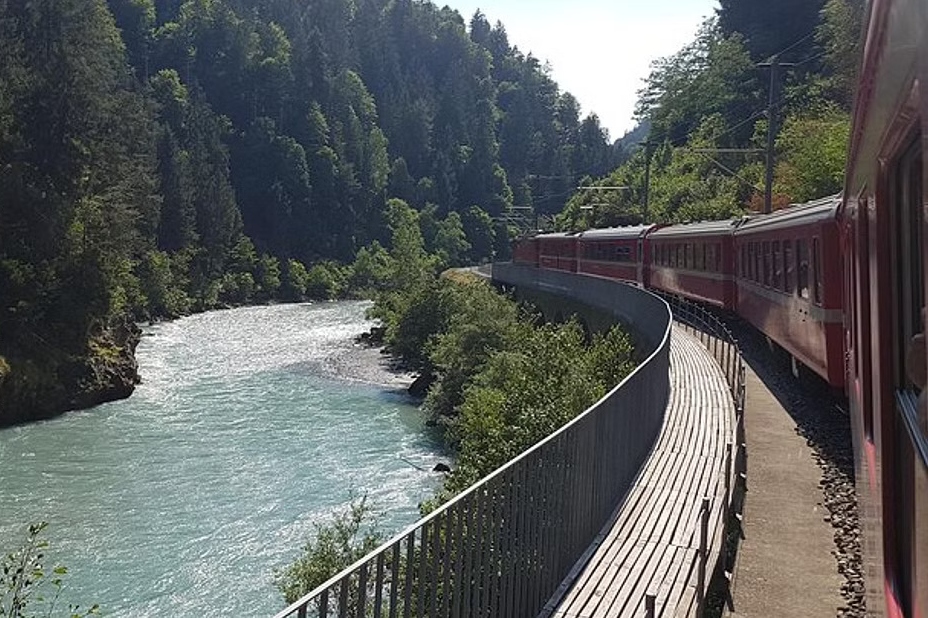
444, 0, 719, 141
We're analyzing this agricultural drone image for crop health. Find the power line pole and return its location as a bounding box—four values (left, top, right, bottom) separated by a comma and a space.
643, 138, 652, 223
758, 56, 796, 214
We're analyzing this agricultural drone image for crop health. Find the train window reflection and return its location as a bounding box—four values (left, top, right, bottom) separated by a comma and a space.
773, 240, 782, 290
812, 237, 822, 305
762, 241, 770, 286
893, 139, 924, 396
784, 240, 794, 294
798, 239, 810, 299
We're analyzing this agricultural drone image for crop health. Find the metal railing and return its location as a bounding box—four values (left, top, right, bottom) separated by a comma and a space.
272, 278, 673, 618
651, 293, 747, 617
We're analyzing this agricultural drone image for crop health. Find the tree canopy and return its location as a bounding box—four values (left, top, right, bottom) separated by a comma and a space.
559, 1, 863, 231
0, 0, 623, 423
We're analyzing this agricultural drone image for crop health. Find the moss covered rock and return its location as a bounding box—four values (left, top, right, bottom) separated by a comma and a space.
0, 318, 141, 428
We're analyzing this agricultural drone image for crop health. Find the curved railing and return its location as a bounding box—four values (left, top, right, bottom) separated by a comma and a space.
272, 267, 673, 618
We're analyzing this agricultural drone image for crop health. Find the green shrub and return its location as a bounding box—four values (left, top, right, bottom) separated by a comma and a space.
1, 522, 99, 618
275, 497, 383, 606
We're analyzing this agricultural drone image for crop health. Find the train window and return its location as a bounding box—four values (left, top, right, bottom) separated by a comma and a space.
797, 239, 810, 299
706, 244, 716, 272
715, 243, 721, 272
762, 241, 770, 286
812, 237, 822, 305
784, 240, 794, 294
696, 244, 705, 270
888, 136, 926, 611
892, 138, 924, 393
772, 241, 781, 290
740, 244, 746, 277
753, 241, 761, 283
618, 246, 631, 262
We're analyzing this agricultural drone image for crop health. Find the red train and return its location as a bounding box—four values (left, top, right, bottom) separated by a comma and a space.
512, 0, 927, 612
516, 200, 844, 388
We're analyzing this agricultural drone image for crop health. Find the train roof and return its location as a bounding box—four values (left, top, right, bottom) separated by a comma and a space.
735, 194, 841, 235
531, 231, 582, 240
577, 224, 655, 241
648, 219, 743, 239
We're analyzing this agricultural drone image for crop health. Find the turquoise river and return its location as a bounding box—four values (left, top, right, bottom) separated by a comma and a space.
0, 301, 444, 617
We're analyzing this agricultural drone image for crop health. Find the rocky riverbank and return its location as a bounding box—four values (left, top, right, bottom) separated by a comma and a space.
324, 334, 417, 391
0, 318, 141, 428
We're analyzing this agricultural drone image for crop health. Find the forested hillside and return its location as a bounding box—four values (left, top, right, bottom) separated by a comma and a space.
0, 0, 621, 425
560, 0, 862, 228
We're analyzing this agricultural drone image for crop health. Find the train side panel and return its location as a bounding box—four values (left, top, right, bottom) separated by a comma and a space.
842, 0, 927, 611
648, 222, 738, 310
576, 225, 655, 286
537, 234, 579, 272
512, 236, 539, 267
734, 199, 845, 388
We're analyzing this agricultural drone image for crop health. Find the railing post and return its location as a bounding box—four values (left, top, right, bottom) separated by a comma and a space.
357, 564, 369, 618
724, 442, 733, 516
697, 496, 710, 616
645, 593, 656, 618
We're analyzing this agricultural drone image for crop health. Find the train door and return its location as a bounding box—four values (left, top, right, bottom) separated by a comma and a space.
887, 134, 927, 616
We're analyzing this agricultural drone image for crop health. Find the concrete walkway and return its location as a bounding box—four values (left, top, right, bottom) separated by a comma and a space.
728, 363, 843, 617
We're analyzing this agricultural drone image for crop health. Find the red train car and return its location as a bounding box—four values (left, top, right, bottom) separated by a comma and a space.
512, 235, 539, 267
733, 196, 845, 388
536, 233, 580, 272
649, 220, 740, 310
576, 225, 656, 286
842, 0, 928, 613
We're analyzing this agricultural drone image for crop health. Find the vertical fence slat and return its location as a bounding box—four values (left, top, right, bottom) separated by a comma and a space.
478, 483, 494, 618
338, 577, 349, 618
388, 543, 400, 618
319, 589, 329, 618
373, 554, 384, 618
697, 496, 710, 616
450, 500, 465, 618
357, 564, 369, 618
430, 513, 441, 616
417, 522, 428, 618
403, 532, 414, 618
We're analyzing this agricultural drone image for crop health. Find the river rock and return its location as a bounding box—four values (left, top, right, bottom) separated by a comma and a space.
407, 372, 433, 398
432, 462, 452, 473
0, 316, 141, 428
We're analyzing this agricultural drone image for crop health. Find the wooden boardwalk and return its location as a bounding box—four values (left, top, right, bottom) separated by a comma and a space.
544, 325, 736, 618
